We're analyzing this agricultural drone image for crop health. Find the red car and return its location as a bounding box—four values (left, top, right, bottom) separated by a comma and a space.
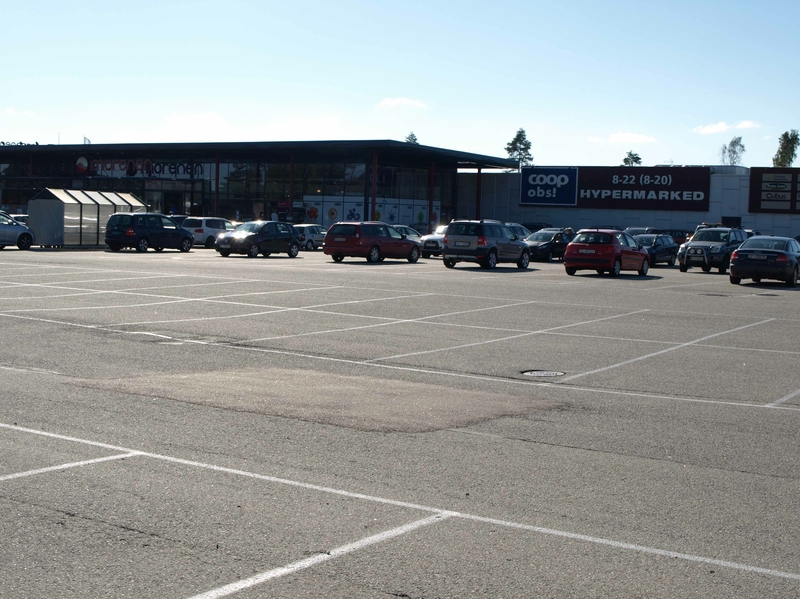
323, 221, 422, 263
564, 229, 650, 276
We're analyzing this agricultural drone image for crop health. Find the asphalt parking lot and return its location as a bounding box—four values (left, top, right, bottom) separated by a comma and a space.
1, 246, 799, 598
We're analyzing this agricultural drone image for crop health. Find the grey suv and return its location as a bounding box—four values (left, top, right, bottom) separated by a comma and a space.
442, 220, 530, 269
678, 227, 746, 273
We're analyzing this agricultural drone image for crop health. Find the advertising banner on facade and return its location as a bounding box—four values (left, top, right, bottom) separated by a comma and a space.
748, 167, 799, 213
521, 166, 710, 211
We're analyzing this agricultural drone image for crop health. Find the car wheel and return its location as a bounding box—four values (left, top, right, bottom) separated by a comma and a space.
679, 264, 688, 272
17, 234, 33, 250
422, 252, 431, 259
246, 243, 259, 258
443, 258, 456, 269
0, 245, 5, 250
638, 258, 649, 276
596, 269, 605, 275
609, 258, 621, 277
204, 236, 216, 249
517, 251, 529, 269
332, 254, 344, 262
546, 250, 553, 262
786, 268, 798, 288
565, 267, 577, 276
366, 245, 381, 263
305, 240, 314, 251
179, 238, 192, 253
701, 265, 711, 273
481, 250, 497, 269
752, 278, 761, 283
407, 246, 420, 263
108, 244, 122, 252
154, 247, 164, 252
718, 256, 729, 274
136, 237, 149, 252
218, 250, 231, 257
729, 275, 741, 285
668, 255, 676, 266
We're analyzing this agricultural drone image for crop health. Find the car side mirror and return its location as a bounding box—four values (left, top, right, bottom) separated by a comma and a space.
638, 243, 643, 250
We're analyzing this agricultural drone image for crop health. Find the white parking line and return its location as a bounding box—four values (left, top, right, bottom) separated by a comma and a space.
186, 514, 451, 599
557, 319, 775, 384
3, 422, 800, 584
766, 388, 800, 407
0, 452, 141, 482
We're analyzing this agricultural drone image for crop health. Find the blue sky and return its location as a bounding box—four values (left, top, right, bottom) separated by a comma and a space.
2, 0, 798, 167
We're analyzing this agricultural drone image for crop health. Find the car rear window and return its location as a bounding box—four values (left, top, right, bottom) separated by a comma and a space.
449, 223, 482, 236
109, 214, 133, 226
183, 218, 201, 227
574, 232, 612, 244
742, 238, 787, 251
328, 224, 358, 236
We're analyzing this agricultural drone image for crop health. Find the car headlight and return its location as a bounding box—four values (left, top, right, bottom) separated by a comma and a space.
709, 246, 722, 253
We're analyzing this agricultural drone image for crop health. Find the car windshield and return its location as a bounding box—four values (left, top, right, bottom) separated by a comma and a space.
527, 231, 555, 242
235, 222, 262, 233
574, 232, 612, 244
434, 225, 447, 235
635, 234, 657, 244
741, 238, 787, 251
693, 230, 727, 242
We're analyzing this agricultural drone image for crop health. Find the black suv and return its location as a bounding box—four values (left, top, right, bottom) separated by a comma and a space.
104, 212, 194, 252
214, 220, 301, 258
442, 220, 530, 269
678, 227, 746, 273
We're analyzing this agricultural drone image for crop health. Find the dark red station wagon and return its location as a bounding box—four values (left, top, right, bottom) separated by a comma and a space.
323, 221, 422, 263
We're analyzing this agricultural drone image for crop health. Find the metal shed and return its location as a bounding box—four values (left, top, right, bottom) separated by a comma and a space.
27, 188, 147, 247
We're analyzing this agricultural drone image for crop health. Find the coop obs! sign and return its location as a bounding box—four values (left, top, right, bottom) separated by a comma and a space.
521, 166, 710, 212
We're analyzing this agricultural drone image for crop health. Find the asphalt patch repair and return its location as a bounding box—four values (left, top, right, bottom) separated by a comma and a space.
70, 367, 558, 433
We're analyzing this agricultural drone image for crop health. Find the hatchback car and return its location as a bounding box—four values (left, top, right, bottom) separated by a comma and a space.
633, 233, 678, 267
392, 225, 423, 245
505, 222, 532, 239
678, 227, 746, 273
0, 212, 35, 250
293, 224, 327, 250
729, 236, 800, 287
214, 220, 301, 258
523, 229, 572, 261
563, 229, 649, 276
182, 217, 235, 248
420, 224, 448, 258
323, 221, 421, 263
104, 212, 193, 252
441, 220, 530, 269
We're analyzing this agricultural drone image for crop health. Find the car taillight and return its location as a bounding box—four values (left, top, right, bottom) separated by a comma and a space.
477, 235, 487, 247
731, 250, 739, 260
194, 228, 204, 233
125, 228, 135, 236
299, 233, 306, 241
443, 234, 448, 245
776, 254, 788, 262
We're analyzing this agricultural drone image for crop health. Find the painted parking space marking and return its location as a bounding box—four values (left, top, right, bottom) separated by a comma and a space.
557, 318, 775, 384
0, 452, 141, 482
3, 421, 800, 587
766, 387, 800, 407
186, 514, 451, 599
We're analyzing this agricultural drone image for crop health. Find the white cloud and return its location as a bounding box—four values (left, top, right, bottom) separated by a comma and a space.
692, 121, 730, 135
376, 97, 427, 110
588, 132, 657, 144
5, 108, 15, 115
692, 120, 759, 135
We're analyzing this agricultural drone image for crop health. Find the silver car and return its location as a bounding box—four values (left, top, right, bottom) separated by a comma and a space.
0, 212, 35, 250
420, 224, 448, 258
294, 224, 327, 250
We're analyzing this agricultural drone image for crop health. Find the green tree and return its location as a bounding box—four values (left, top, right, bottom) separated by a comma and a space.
622, 151, 642, 166
772, 130, 799, 167
505, 128, 533, 169
719, 136, 746, 165
405, 132, 419, 144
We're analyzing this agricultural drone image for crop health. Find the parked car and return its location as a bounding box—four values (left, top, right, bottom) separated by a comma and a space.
167, 214, 189, 226
563, 229, 649, 277
104, 212, 193, 252
294, 223, 327, 250
633, 233, 679, 267
594, 225, 624, 231
0, 212, 35, 250
11, 214, 29, 225
729, 236, 800, 287
393, 225, 423, 244
182, 217, 235, 248
745, 229, 762, 238
624, 226, 657, 237
523, 228, 572, 261
505, 222, 532, 239
522, 222, 552, 233
661, 229, 690, 245
420, 224, 448, 258
323, 221, 421, 263
214, 220, 300, 258
678, 227, 746, 273
441, 219, 530, 269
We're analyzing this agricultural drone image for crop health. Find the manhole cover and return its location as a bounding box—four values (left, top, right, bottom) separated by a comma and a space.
522, 370, 565, 377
